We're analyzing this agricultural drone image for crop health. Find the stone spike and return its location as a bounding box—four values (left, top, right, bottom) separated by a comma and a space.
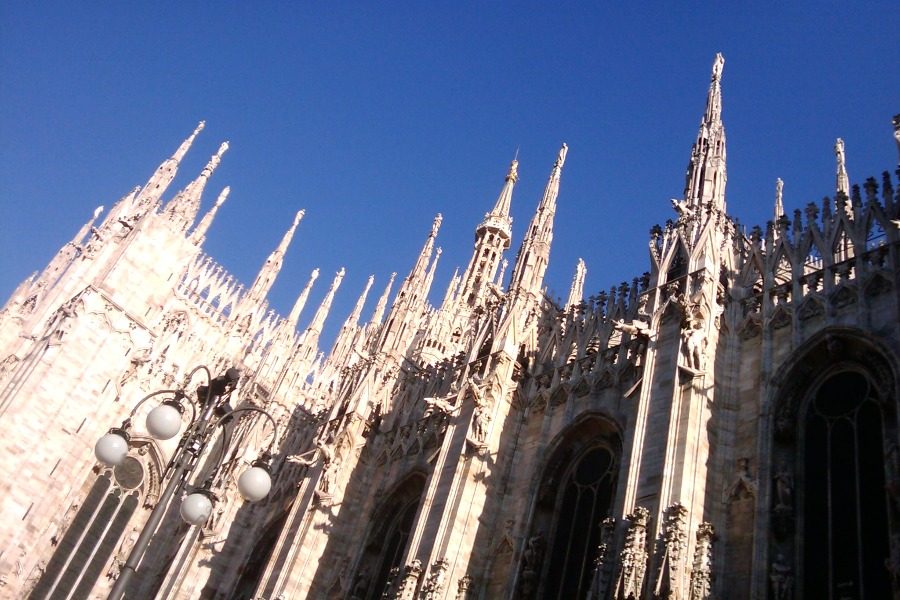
567, 258, 587, 308
422, 248, 442, 302
287, 268, 319, 328
442, 268, 460, 310
306, 268, 345, 337
370, 272, 396, 326
136, 121, 206, 207
343, 275, 375, 330
190, 186, 230, 243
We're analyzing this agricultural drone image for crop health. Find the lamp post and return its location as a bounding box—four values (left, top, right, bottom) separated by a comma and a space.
94, 366, 278, 600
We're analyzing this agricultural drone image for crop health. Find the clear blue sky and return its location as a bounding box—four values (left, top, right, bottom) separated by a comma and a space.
1, 3, 897, 350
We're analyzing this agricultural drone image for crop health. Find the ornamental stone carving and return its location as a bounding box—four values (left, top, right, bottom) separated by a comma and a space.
688, 523, 714, 600
519, 530, 546, 598
614, 506, 650, 600
654, 502, 688, 600
587, 517, 616, 600
455, 574, 473, 600
396, 560, 423, 600
420, 558, 449, 600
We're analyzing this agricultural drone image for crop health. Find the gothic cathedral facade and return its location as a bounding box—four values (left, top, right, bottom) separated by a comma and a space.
1, 55, 899, 600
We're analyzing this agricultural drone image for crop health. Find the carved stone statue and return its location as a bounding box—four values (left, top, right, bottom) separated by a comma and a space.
52, 495, 82, 546
683, 316, 707, 371
671, 198, 695, 219
350, 566, 370, 600
773, 461, 794, 509
769, 554, 792, 600
523, 531, 545, 573
614, 319, 650, 337
834, 138, 849, 196
711, 53, 724, 80
423, 396, 460, 417
468, 377, 491, 443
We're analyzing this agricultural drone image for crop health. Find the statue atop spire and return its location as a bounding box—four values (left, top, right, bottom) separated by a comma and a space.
506, 158, 519, 184
554, 143, 568, 170
712, 53, 724, 81
432, 213, 443, 237
835, 138, 850, 197
682, 53, 727, 212
775, 178, 785, 221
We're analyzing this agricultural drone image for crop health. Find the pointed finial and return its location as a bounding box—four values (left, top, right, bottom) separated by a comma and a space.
294, 209, 305, 227
93, 206, 104, 220
216, 186, 230, 207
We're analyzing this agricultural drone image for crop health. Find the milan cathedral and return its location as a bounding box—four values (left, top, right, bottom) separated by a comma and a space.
1, 54, 899, 599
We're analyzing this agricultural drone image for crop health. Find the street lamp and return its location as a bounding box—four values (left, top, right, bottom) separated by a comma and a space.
96, 366, 279, 600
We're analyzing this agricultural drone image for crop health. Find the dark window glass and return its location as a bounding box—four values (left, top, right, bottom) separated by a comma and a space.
803, 372, 891, 599
545, 446, 616, 599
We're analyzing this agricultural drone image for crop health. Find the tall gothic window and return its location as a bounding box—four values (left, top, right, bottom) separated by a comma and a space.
524, 416, 621, 600
802, 370, 891, 598
544, 445, 617, 599
356, 474, 425, 600
29, 455, 147, 600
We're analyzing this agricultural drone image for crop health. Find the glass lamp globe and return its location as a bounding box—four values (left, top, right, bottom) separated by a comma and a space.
146, 403, 182, 440
95, 432, 129, 467
237, 466, 272, 502
180, 492, 213, 526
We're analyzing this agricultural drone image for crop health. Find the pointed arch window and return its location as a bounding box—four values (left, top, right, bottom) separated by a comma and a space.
29, 455, 148, 600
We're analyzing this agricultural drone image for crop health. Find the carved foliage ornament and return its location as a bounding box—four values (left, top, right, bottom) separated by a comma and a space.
614, 506, 650, 600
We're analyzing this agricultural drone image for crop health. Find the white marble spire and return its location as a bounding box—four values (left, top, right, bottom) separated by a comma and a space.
370, 272, 396, 326
566, 258, 587, 308
190, 186, 230, 244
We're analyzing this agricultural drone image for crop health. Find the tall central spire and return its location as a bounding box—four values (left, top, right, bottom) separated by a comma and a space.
509, 144, 567, 297
682, 53, 727, 212
133, 121, 205, 210
457, 157, 518, 307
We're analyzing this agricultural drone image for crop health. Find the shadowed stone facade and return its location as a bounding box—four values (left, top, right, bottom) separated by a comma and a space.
1, 55, 898, 600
